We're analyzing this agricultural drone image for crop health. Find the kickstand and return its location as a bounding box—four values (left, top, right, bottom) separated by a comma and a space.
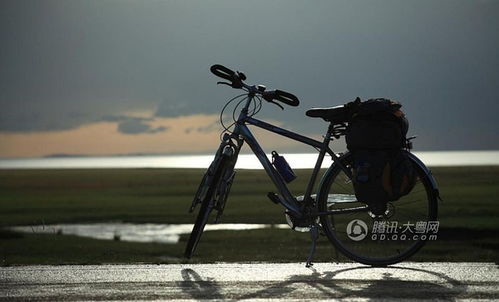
305, 223, 319, 268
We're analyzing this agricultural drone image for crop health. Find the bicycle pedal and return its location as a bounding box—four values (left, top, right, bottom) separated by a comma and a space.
267, 192, 281, 204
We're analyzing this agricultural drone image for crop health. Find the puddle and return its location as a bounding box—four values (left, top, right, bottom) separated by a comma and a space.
9, 223, 289, 244
7, 195, 359, 243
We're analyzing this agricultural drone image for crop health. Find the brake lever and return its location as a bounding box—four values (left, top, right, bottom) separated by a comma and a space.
268, 100, 284, 110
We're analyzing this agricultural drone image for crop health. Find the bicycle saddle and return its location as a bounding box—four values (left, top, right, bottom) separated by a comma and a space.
306, 97, 361, 124
306, 105, 350, 124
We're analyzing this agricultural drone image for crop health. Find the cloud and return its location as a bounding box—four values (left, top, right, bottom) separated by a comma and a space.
101, 115, 168, 135
117, 120, 167, 135
155, 100, 201, 118
0, 114, 222, 157
0, 106, 93, 133
185, 120, 220, 134
100, 115, 151, 123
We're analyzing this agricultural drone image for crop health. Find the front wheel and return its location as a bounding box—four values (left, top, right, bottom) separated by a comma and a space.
184, 153, 232, 259
318, 152, 438, 266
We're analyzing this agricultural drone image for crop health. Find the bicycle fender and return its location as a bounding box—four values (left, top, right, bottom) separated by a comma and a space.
404, 151, 442, 201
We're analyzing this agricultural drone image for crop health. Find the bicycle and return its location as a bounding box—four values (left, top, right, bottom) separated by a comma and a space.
185, 64, 440, 267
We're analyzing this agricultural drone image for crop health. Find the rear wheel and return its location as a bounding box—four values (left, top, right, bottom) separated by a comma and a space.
184, 153, 231, 259
318, 152, 438, 266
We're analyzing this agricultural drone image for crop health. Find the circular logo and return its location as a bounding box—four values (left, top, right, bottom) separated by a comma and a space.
346, 219, 368, 241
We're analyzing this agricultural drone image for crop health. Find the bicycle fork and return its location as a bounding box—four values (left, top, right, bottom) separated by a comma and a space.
217, 134, 241, 216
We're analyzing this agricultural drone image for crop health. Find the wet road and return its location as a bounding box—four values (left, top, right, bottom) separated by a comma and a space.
1, 262, 497, 301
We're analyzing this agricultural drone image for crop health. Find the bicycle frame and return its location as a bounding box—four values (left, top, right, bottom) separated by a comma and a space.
228, 94, 351, 218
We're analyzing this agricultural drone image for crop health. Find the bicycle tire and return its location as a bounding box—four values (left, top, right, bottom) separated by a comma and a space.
318, 152, 438, 266
189, 172, 209, 213
184, 154, 230, 259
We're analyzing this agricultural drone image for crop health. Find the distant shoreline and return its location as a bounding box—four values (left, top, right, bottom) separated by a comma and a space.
1, 151, 498, 169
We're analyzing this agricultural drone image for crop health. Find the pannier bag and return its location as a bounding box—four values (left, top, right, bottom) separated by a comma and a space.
345, 98, 416, 215
346, 98, 408, 150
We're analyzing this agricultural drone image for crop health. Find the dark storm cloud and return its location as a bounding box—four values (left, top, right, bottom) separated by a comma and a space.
1, 0, 498, 150
101, 115, 168, 135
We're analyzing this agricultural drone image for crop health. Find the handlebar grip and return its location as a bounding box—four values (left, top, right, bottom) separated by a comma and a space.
275, 89, 300, 107
210, 64, 235, 81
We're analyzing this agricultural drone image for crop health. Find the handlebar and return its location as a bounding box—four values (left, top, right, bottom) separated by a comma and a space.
210, 64, 244, 88
262, 89, 299, 107
210, 64, 300, 107
210, 64, 235, 81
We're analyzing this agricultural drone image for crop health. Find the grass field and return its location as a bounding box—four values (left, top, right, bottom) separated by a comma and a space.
1, 166, 498, 265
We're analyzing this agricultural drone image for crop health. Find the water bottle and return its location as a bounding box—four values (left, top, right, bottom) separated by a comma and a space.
272, 151, 297, 183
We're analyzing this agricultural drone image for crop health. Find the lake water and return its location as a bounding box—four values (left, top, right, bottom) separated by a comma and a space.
9, 223, 289, 244
0, 151, 498, 169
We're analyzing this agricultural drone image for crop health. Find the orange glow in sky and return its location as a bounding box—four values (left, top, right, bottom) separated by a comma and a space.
0, 114, 311, 158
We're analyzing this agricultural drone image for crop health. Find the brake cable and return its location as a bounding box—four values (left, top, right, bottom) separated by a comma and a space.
219, 94, 247, 139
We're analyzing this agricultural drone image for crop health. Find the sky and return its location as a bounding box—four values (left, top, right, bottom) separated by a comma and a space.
1, 0, 498, 158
